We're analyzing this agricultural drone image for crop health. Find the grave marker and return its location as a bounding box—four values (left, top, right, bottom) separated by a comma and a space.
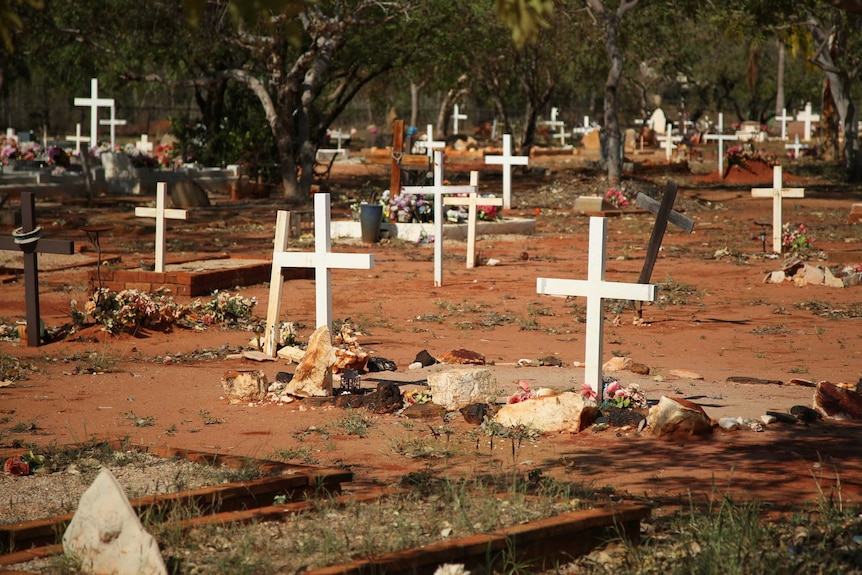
775, 107, 792, 141
134, 182, 188, 273
797, 102, 819, 141
785, 134, 808, 159
0, 192, 75, 346
402, 151, 475, 286
66, 123, 88, 154
415, 124, 444, 159
263, 193, 374, 354
704, 113, 739, 177
99, 103, 127, 150
658, 123, 682, 161
484, 133, 528, 209
73, 78, 114, 147
451, 104, 467, 135
443, 171, 502, 268
751, 164, 805, 254
136, 134, 154, 154
537, 217, 657, 394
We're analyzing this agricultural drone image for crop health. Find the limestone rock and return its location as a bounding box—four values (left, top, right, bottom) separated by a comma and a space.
403, 402, 446, 420
647, 396, 713, 436
287, 326, 334, 397
276, 345, 306, 363
222, 370, 268, 404
630, 362, 650, 375
428, 368, 495, 410
438, 348, 485, 365
602, 356, 631, 372
824, 267, 845, 288
814, 381, 862, 420
334, 345, 369, 372
63, 469, 167, 575
669, 369, 703, 380
494, 392, 598, 433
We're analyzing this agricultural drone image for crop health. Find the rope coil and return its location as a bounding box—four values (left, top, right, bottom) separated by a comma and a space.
12, 226, 42, 245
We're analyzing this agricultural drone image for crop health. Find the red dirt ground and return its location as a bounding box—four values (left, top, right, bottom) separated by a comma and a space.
2, 146, 862, 511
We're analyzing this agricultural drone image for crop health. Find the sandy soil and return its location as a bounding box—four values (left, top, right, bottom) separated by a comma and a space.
2, 146, 862, 512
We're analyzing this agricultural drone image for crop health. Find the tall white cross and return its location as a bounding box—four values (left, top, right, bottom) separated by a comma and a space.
416, 123, 445, 159
798, 102, 818, 141
99, 104, 127, 150
704, 113, 739, 177
402, 151, 475, 286
134, 182, 188, 273
537, 217, 658, 394
136, 134, 154, 154
785, 134, 808, 159
775, 108, 792, 141
484, 133, 529, 209
751, 165, 805, 254
73, 78, 114, 148
263, 193, 373, 354
65, 123, 89, 154
443, 171, 502, 268
451, 104, 467, 135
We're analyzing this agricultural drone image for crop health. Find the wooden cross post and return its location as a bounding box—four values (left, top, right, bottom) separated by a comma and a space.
537, 217, 658, 394
451, 104, 467, 135
775, 108, 792, 141
73, 77, 114, 147
263, 193, 374, 355
443, 171, 503, 268
633, 181, 695, 322
416, 123, 445, 159
99, 103, 127, 150
134, 182, 188, 273
751, 165, 805, 254
0, 193, 74, 346
402, 151, 475, 286
484, 133, 529, 209
704, 113, 739, 177
390, 120, 405, 197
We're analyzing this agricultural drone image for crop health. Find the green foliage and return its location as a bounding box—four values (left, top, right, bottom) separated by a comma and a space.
495, 0, 553, 48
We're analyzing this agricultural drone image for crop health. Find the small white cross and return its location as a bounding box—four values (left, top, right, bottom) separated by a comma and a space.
136, 134, 154, 154
65, 123, 89, 154
537, 217, 658, 394
704, 113, 739, 176
785, 134, 808, 159
775, 107, 792, 141
451, 104, 467, 135
134, 182, 188, 273
415, 123, 445, 159
484, 133, 529, 209
658, 122, 682, 161
443, 171, 502, 268
542, 106, 564, 133
73, 78, 114, 148
797, 102, 819, 141
99, 103, 127, 151
553, 129, 569, 146
263, 193, 374, 354
751, 165, 805, 254
328, 129, 346, 149
402, 151, 476, 286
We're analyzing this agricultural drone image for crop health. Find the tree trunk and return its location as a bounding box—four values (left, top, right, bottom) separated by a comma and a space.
775, 39, 786, 121
602, 15, 624, 186
821, 79, 840, 161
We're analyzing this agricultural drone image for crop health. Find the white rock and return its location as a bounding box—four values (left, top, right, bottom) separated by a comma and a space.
427, 368, 495, 410
647, 396, 713, 436
764, 270, 786, 284
242, 350, 276, 362
63, 469, 167, 575
494, 392, 598, 433
408, 361, 424, 370
222, 370, 268, 404
486, 258, 501, 266
602, 356, 631, 372
276, 345, 306, 363
761, 414, 777, 425
824, 267, 845, 289
669, 368, 704, 380
718, 416, 743, 430
286, 326, 334, 397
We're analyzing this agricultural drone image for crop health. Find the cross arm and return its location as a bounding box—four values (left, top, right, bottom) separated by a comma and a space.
0, 237, 75, 254
635, 192, 695, 233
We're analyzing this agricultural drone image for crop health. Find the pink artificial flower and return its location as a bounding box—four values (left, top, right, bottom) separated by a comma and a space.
581, 382, 597, 401
604, 380, 620, 401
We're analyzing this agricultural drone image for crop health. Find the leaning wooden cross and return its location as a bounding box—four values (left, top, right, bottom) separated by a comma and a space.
263, 193, 374, 356
402, 151, 475, 286
484, 133, 529, 209
537, 217, 658, 394
134, 182, 188, 273
632, 181, 695, 322
443, 171, 502, 268
751, 164, 804, 254
0, 192, 75, 346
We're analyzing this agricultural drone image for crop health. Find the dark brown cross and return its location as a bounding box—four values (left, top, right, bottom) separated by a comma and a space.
633, 181, 695, 321
0, 192, 75, 346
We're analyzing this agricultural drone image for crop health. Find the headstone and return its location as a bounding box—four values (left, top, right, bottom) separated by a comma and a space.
451, 104, 467, 135
647, 396, 713, 436
73, 78, 114, 147
582, 129, 601, 151
494, 391, 598, 433
484, 133, 528, 209
286, 325, 335, 397
537, 217, 658, 394
63, 469, 167, 575
648, 107, 667, 134
134, 182, 188, 273
0, 192, 75, 346
402, 151, 475, 286
623, 128, 637, 152
775, 107, 792, 141
99, 103, 127, 150
442, 171, 501, 268
427, 367, 495, 410
704, 113, 739, 176
751, 165, 805, 254
262, 194, 373, 355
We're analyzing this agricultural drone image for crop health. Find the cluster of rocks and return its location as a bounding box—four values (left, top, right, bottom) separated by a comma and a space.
765, 258, 862, 288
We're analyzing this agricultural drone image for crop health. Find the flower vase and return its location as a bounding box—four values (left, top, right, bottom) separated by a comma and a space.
359, 204, 383, 243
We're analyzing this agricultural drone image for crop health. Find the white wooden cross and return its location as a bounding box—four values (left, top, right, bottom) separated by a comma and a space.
263, 193, 374, 354
553, 128, 569, 146
99, 103, 127, 150
65, 123, 88, 154
751, 165, 805, 254
451, 104, 467, 135
328, 129, 347, 149
136, 134, 154, 154
134, 182, 188, 273
73, 78, 114, 147
775, 107, 792, 141
797, 102, 819, 141
416, 123, 445, 159
537, 217, 658, 394
443, 171, 502, 268
658, 122, 682, 161
573, 116, 592, 135
704, 113, 739, 177
785, 134, 808, 159
542, 107, 564, 132
402, 151, 475, 286
484, 133, 529, 209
